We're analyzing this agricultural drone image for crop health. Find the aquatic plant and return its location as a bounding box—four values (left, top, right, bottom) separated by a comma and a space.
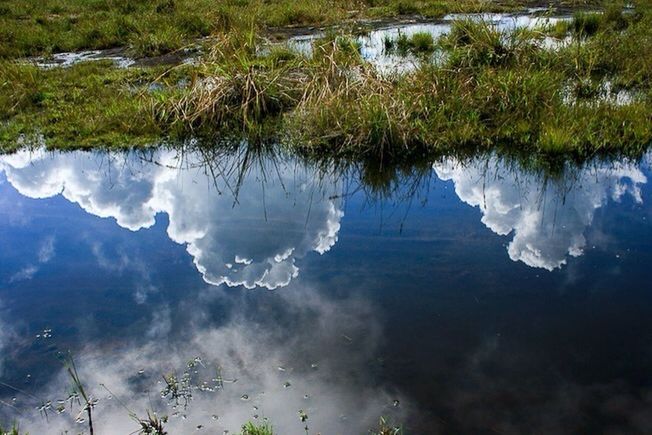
63, 354, 97, 435
370, 416, 403, 435
241, 421, 274, 435
0, 423, 22, 435
390, 32, 435, 55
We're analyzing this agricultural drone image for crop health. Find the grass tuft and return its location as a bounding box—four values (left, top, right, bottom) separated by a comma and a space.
240, 421, 273, 435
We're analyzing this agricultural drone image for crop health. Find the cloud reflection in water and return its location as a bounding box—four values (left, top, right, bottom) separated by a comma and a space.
15, 282, 406, 434
0, 149, 343, 289
435, 155, 648, 270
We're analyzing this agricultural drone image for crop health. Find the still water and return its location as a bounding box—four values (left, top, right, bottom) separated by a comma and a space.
0, 148, 651, 434
287, 11, 570, 74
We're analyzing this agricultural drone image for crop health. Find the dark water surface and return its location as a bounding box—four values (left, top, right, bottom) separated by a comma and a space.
1, 148, 651, 434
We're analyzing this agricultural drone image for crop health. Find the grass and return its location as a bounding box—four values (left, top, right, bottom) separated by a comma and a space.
0, 60, 168, 152
0, 0, 603, 59
1, 0, 652, 163
0, 424, 22, 435
385, 32, 436, 55
240, 422, 273, 435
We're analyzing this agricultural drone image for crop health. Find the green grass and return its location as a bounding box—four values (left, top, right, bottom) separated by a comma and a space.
0, 0, 599, 59
240, 422, 273, 435
0, 424, 22, 435
549, 3, 638, 38
1, 0, 651, 164
387, 32, 436, 55
0, 60, 168, 152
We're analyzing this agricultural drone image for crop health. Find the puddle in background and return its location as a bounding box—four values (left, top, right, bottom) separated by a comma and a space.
26, 11, 570, 72
31, 49, 136, 69
287, 12, 571, 74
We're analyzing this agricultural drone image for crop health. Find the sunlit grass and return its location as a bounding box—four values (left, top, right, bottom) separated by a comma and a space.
0, 0, 549, 59
1, 1, 651, 163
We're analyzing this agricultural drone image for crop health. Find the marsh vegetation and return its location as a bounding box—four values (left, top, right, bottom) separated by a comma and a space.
0, 0, 596, 59
0, 1, 650, 164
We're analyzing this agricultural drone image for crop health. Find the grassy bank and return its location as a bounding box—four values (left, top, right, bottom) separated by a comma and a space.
1, 1, 651, 161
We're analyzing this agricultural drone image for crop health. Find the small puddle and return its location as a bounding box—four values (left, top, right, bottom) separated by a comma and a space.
25, 10, 570, 72
30, 48, 136, 69
563, 80, 640, 107
26, 46, 201, 70
286, 11, 572, 74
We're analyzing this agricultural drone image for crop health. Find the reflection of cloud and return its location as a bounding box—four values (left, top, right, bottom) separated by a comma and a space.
91, 242, 157, 303
17, 284, 407, 434
9, 265, 38, 283
0, 300, 15, 376
0, 150, 343, 289
8, 236, 56, 283
435, 156, 648, 270
37, 236, 55, 263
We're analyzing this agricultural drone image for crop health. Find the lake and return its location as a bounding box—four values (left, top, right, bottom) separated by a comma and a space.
1, 147, 651, 434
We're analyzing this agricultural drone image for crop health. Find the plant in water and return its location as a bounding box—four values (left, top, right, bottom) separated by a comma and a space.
62, 353, 97, 435
241, 421, 273, 435
571, 11, 603, 36
370, 416, 403, 435
0, 423, 22, 435
390, 32, 435, 55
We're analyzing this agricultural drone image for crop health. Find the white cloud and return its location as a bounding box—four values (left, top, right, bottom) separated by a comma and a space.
7, 236, 56, 283
16, 284, 408, 434
9, 265, 38, 283
0, 149, 344, 289
435, 155, 648, 270
37, 236, 56, 263
0, 300, 16, 377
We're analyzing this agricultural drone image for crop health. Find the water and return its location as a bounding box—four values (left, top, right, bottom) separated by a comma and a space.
288, 11, 570, 74
1, 148, 652, 434
27, 11, 569, 72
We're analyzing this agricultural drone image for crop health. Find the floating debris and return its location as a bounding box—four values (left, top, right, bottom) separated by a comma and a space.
241, 394, 250, 401
283, 381, 292, 388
